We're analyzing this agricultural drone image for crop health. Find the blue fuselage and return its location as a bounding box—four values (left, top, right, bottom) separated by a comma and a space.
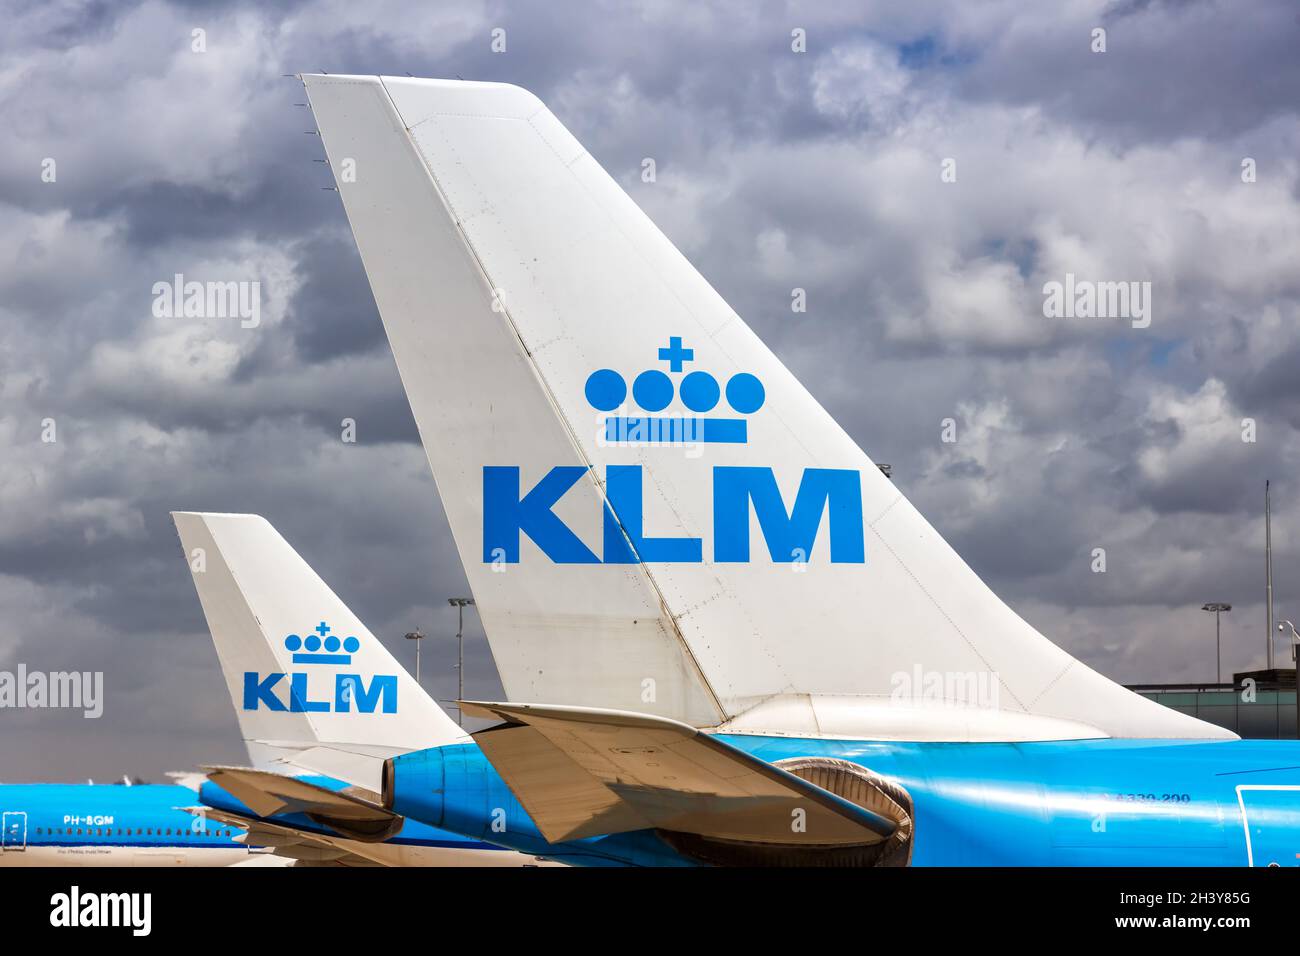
0, 784, 250, 863
387, 736, 1300, 866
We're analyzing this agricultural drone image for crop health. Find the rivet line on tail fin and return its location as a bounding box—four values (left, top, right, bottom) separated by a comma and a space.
368, 76, 726, 725
1026, 660, 1076, 711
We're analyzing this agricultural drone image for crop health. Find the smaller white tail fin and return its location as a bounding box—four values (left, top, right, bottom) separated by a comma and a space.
173, 512, 467, 789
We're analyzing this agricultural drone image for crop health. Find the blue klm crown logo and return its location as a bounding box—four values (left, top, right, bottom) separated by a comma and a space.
245, 619, 395, 713
583, 336, 765, 445
284, 622, 361, 666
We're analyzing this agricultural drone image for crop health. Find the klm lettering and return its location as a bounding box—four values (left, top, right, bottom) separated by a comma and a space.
241, 672, 398, 713
483, 464, 864, 564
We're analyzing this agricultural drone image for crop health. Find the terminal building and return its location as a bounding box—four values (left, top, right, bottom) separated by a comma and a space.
1128, 669, 1298, 739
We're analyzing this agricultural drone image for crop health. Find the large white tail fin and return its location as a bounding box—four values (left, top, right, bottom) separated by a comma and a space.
302, 75, 1230, 741
173, 512, 468, 786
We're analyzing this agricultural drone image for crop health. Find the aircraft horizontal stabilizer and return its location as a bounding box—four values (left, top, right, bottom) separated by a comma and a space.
462, 702, 904, 852
190, 806, 382, 866
203, 766, 400, 843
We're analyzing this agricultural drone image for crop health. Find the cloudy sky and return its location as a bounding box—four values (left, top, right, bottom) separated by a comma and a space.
2, 0, 1299, 780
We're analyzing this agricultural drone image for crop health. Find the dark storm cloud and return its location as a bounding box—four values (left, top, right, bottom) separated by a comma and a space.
935, 0, 1300, 143
1237, 343, 1300, 428
2, 0, 131, 53
2, 0, 1300, 779
279, 233, 386, 362
83, 174, 328, 248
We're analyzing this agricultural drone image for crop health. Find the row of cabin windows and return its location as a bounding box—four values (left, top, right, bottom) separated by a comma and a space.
33, 827, 235, 837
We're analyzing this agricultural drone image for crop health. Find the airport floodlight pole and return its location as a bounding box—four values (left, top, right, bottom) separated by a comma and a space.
1201, 604, 1231, 683
1279, 620, 1300, 741
1266, 481, 1275, 670
448, 598, 475, 726
404, 629, 425, 684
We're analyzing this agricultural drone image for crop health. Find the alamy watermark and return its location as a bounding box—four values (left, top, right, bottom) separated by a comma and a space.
594, 407, 705, 459
151, 273, 260, 328
0, 665, 103, 718
1042, 272, 1151, 329
890, 665, 1000, 709
50, 886, 150, 936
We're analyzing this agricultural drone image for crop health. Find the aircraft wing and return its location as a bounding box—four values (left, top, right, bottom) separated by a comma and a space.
461, 701, 901, 845
202, 766, 401, 842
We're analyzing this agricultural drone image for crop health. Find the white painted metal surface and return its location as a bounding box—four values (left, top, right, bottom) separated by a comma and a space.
303, 75, 1232, 742
173, 512, 469, 789
173, 512, 559, 866
0, 845, 262, 868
